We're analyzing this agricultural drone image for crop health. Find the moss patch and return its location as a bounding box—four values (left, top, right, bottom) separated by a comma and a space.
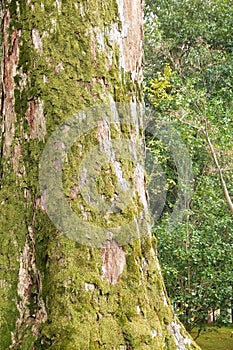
192, 326, 233, 350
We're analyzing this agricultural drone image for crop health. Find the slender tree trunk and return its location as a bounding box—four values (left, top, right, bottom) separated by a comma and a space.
0, 1, 200, 349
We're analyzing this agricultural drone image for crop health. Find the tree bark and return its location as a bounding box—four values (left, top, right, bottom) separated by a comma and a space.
0, 1, 200, 349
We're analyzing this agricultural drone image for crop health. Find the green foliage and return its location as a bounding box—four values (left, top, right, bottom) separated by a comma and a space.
145, 0, 233, 331
145, 63, 175, 106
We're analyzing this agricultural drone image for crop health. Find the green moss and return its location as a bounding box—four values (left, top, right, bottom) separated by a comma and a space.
123, 319, 154, 347
18, 330, 36, 350
191, 326, 233, 350
99, 317, 125, 347
96, 163, 118, 200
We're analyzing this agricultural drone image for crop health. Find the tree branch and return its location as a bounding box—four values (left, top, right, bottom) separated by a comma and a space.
172, 110, 233, 215
203, 130, 233, 215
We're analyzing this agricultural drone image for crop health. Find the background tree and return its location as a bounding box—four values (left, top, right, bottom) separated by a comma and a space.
144, 0, 233, 332
0, 1, 200, 349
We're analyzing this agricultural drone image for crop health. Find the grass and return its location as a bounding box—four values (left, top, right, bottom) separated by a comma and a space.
191, 326, 233, 350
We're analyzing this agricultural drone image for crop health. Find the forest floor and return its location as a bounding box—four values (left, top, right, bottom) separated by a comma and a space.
191, 326, 233, 350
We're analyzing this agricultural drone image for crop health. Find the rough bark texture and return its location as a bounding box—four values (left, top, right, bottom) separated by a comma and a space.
0, 1, 200, 349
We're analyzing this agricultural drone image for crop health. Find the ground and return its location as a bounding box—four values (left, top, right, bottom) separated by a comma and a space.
191, 326, 233, 350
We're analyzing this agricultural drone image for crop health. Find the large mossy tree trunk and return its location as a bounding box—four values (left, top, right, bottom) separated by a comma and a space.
0, 1, 200, 349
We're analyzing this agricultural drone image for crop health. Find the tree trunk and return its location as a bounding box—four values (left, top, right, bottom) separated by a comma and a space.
0, 1, 200, 349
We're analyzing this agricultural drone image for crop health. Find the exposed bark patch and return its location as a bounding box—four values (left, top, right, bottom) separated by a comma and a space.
96, 119, 129, 193
69, 185, 79, 200
134, 163, 148, 210
25, 99, 36, 131
12, 144, 22, 172
168, 322, 192, 350
91, 34, 97, 62
17, 241, 33, 302
55, 61, 64, 74
85, 282, 95, 291
97, 119, 111, 145
10, 226, 47, 348
101, 239, 126, 284
54, 0, 62, 14
116, 0, 143, 81
25, 98, 46, 140
1, 10, 20, 157
31, 28, 43, 54
91, 28, 105, 63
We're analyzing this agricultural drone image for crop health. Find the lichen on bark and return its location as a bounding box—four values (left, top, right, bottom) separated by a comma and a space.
0, 0, 201, 349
